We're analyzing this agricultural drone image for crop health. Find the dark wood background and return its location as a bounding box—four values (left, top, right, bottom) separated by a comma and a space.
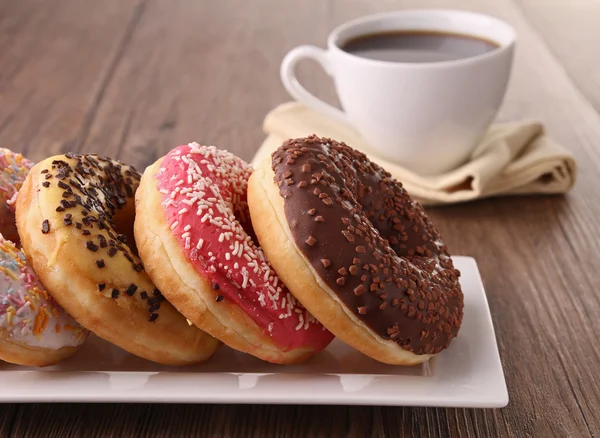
1, 0, 599, 437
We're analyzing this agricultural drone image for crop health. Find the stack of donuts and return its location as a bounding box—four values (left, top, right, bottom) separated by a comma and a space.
1, 135, 463, 367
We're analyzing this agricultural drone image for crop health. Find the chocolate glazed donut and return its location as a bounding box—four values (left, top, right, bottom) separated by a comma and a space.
248, 135, 464, 365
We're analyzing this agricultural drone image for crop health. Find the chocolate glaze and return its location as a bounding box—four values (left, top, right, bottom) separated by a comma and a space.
272, 135, 464, 355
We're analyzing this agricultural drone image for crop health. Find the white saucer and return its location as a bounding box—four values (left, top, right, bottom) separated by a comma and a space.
0, 256, 507, 407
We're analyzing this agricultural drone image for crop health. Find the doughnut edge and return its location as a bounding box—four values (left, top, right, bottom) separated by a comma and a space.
0, 330, 80, 367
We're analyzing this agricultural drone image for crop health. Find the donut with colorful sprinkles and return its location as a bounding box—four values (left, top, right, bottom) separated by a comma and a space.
0, 148, 33, 244
15, 153, 219, 365
135, 143, 334, 364
1, 229, 87, 366
248, 135, 464, 365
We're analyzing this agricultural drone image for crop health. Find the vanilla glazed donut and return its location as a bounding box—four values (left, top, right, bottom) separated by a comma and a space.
0, 148, 33, 244
16, 154, 219, 365
135, 143, 334, 364
1, 236, 87, 366
248, 135, 464, 365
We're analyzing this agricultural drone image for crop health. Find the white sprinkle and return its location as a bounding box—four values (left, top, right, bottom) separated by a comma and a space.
201, 213, 210, 223
234, 262, 239, 269
184, 224, 191, 232
170, 221, 179, 230
218, 233, 225, 243
15, 302, 31, 315
182, 232, 190, 238
159, 188, 169, 195
196, 239, 204, 249
185, 237, 191, 249
178, 208, 188, 215
258, 293, 266, 307
295, 314, 304, 331
225, 253, 230, 260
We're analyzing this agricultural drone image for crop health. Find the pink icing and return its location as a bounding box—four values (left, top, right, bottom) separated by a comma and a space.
155, 144, 334, 352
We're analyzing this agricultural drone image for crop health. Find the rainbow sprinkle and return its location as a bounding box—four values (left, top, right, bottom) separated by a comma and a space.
0, 148, 33, 240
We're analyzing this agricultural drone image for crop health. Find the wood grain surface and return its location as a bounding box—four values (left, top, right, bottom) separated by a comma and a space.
1, 0, 599, 436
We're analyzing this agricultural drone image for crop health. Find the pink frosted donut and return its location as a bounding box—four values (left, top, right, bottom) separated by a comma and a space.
0, 148, 33, 243
135, 143, 334, 364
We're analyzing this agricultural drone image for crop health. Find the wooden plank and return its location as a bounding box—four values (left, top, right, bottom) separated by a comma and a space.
77, 0, 333, 168
0, 0, 144, 162
1, 0, 600, 436
515, 0, 600, 114
0, 404, 17, 437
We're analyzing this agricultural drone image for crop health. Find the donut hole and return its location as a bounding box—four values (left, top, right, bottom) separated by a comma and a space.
112, 201, 138, 256
231, 201, 260, 248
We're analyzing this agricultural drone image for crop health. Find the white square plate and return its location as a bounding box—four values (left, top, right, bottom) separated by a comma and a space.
0, 256, 507, 407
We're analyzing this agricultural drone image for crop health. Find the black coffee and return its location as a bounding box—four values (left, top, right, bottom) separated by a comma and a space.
341, 30, 500, 63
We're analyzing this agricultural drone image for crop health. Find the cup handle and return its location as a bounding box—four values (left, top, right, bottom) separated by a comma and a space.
280, 45, 349, 126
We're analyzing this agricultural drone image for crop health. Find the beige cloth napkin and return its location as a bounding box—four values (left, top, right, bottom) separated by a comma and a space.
251, 102, 577, 206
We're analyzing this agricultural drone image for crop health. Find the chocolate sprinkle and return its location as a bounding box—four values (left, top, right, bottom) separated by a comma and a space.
125, 284, 138, 296
216, 295, 224, 302
37, 153, 163, 322
85, 241, 99, 252
272, 135, 464, 355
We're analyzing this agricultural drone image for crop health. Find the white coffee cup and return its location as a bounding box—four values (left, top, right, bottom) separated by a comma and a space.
281, 9, 517, 175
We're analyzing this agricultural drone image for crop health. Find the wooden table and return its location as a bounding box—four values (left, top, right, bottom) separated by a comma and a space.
1, 0, 599, 436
